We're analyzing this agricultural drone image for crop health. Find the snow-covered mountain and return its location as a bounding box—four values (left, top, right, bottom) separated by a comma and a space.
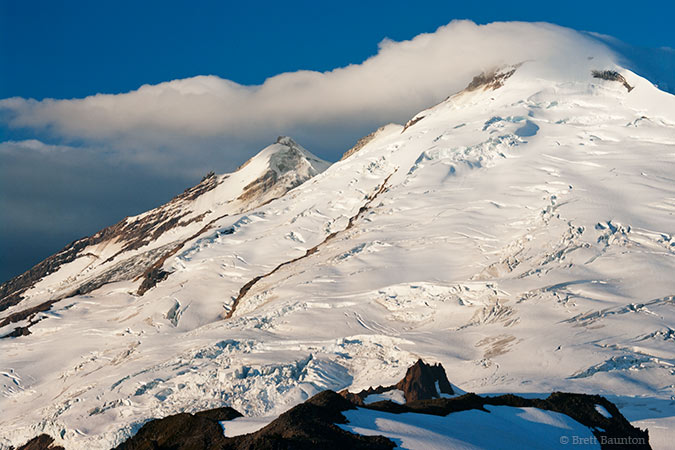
2, 54, 675, 449
0, 136, 329, 324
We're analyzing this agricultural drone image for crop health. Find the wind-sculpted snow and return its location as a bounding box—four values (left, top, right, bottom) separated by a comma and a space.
2, 63, 675, 449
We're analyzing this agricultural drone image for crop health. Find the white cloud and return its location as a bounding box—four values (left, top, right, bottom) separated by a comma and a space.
0, 139, 78, 153
0, 21, 616, 152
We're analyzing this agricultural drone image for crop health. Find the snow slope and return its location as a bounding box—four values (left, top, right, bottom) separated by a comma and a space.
339, 406, 600, 450
0, 136, 329, 320
2, 58, 675, 449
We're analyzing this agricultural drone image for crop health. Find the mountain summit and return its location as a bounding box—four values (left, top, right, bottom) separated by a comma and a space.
1, 61, 674, 449
0, 138, 328, 329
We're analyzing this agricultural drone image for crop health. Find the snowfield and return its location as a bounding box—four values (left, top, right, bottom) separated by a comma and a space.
339, 406, 600, 450
1, 56, 675, 449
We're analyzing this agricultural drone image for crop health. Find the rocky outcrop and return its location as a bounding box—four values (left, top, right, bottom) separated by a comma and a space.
340, 126, 390, 160
135, 212, 230, 296
401, 115, 425, 133
0, 236, 94, 313
0, 298, 59, 338
465, 65, 520, 92
15, 434, 65, 450
397, 65, 520, 137
395, 358, 454, 401
592, 70, 634, 92
237, 137, 326, 204
114, 407, 242, 450
517, 392, 648, 450
340, 358, 453, 404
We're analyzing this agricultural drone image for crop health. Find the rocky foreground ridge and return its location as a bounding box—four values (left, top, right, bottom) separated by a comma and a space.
15, 360, 651, 450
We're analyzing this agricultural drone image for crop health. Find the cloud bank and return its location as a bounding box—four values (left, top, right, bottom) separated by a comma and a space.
0, 21, 616, 155
0, 20, 627, 282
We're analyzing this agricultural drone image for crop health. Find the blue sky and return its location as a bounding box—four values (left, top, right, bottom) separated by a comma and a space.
1, 0, 674, 282
2, 0, 673, 101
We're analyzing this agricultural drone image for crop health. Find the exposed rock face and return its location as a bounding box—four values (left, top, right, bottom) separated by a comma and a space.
136, 266, 172, 296
523, 392, 649, 450
16, 434, 65, 450
0, 207, 206, 337
114, 406, 242, 450
237, 137, 326, 204
396, 65, 519, 137
135, 212, 230, 296
340, 358, 454, 404
0, 298, 59, 336
340, 125, 391, 160
592, 69, 634, 92
465, 65, 519, 92
395, 358, 454, 402
401, 115, 425, 133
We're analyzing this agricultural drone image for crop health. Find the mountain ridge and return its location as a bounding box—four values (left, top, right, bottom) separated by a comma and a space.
0, 138, 329, 335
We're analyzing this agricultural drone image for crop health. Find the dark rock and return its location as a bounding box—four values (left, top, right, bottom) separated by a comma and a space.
16, 434, 64, 450
340, 358, 454, 404
4, 325, 32, 338
201, 171, 216, 183
395, 358, 454, 402
224, 390, 395, 450
236, 170, 278, 203
360, 399, 411, 414
337, 388, 365, 406
113, 406, 242, 450
0, 300, 55, 329
365, 392, 488, 416
194, 407, 244, 422
465, 66, 518, 92
401, 115, 425, 133
592, 70, 634, 92
0, 305, 52, 340
136, 267, 172, 296
356, 360, 650, 449
340, 126, 388, 161
531, 392, 649, 450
